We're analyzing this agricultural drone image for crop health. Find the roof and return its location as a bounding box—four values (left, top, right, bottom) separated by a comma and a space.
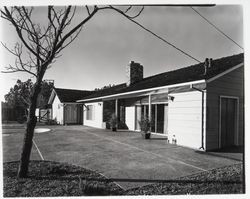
53, 88, 94, 103
79, 53, 243, 101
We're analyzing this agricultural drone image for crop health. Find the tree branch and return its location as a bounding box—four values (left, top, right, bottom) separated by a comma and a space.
3, 7, 45, 62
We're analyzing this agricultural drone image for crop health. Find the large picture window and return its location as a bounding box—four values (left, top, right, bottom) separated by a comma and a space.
86, 105, 94, 120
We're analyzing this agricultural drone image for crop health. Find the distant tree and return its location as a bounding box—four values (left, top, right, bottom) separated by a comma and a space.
37, 81, 54, 108
94, 84, 116, 91
5, 79, 54, 111
5, 79, 33, 110
1, 5, 143, 178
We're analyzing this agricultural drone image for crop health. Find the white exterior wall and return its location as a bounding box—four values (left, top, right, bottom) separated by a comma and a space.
35, 108, 39, 117
83, 102, 103, 128
125, 106, 135, 130
168, 91, 204, 149
52, 95, 64, 124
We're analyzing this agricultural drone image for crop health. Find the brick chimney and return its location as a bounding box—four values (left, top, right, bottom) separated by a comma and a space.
126, 61, 143, 86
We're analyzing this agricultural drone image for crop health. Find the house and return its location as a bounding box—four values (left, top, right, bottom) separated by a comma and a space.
77, 53, 244, 151
48, 88, 93, 125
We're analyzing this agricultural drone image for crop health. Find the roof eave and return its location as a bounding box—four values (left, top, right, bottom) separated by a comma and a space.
206, 62, 244, 83
48, 89, 57, 104
77, 79, 206, 103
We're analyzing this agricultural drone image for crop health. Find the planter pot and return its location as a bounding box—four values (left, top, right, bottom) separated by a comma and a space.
141, 132, 151, 139
111, 127, 117, 131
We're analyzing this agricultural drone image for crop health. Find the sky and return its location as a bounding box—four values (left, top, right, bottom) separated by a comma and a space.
0, 4, 244, 101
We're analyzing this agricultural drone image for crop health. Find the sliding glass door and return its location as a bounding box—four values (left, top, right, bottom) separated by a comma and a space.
135, 104, 167, 134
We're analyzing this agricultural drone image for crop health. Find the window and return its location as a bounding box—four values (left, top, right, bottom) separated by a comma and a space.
86, 105, 94, 120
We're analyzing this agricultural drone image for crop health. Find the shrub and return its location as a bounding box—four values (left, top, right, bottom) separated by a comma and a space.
45, 119, 58, 125
138, 116, 151, 133
109, 114, 118, 128
17, 115, 27, 124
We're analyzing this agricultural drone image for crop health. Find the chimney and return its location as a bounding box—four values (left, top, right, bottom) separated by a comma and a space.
204, 58, 213, 75
126, 61, 143, 86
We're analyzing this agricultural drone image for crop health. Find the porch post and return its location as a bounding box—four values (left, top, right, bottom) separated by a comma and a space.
148, 94, 152, 120
148, 95, 152, 132
115, 99, 118, 128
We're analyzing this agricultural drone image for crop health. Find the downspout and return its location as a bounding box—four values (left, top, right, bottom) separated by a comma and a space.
190, 84, 206, 150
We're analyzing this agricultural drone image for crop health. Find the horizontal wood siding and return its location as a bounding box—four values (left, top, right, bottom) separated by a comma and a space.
125, 106, 135, 130
52, 95, 64, 124
206, 66, 244, 150
64, 104, 78, 124
168, 91, 203, 149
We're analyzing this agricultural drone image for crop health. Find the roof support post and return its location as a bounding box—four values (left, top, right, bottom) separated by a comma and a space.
148, 95, 152, 120
115, 99, 119, 129
148, 94, 152, 132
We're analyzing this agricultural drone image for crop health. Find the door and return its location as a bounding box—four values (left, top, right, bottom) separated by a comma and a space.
156, 104, 164, 134
135, 104, 166, 134
151, 104, 165, 134
64, 104, 78, 124
77, 104, 83, 124
220, 98, 237, 148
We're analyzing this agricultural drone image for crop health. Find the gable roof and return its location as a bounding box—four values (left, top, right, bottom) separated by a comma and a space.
52, 88, 94, 103
79, 53, 243, 102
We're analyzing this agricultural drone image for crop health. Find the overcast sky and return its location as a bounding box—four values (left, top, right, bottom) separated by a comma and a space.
0, 4, 244, 101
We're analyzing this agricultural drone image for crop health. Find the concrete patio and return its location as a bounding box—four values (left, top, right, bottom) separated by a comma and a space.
2, 125, 243, 190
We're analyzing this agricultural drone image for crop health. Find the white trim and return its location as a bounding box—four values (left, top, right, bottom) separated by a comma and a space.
206, 63, 243, 83
135, 102, 169, 105
203, 92, 207, 150
63, 102, 83, 104
219, 95, 239, 148
48, 89, 57, 104
151, 132, 168, 137
77, 79, 205, 102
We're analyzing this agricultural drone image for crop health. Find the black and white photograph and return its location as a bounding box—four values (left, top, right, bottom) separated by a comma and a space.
0, 0, 247, 197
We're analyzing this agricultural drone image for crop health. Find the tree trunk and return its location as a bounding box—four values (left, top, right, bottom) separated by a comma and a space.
17, 82, 42, 178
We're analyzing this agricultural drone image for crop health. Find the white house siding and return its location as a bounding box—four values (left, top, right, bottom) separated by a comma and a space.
52, 95, 64, 124
206, 66, 244, 150
125, 106, 135, 130
83, 102, 103, 128
168, 91, 204, 149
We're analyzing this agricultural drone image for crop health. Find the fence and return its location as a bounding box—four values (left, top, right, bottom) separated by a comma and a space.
1, 106, 26, 123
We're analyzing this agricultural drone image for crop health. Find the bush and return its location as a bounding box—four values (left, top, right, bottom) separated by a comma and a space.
109, 114, 118, 128
17, 115, 27, 124
45, 119, 58, 125
138, 117, 151, 133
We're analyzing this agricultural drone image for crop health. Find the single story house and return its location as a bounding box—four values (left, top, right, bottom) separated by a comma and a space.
77, 53, 244, 151
48, 88, 93, 125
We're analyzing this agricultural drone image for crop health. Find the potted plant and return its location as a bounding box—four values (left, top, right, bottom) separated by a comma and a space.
109, 114, 118, 131
138, 116, 151, 139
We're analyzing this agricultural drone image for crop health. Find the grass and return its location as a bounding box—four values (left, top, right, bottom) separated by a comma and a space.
3, 161, 244, 196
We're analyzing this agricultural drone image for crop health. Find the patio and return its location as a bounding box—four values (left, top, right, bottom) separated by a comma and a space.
2, 125, 243, 190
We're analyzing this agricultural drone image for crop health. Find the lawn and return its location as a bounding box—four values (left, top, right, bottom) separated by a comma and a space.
3, 161, 243, 196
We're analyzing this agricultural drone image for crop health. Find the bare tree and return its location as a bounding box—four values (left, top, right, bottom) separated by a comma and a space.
1, 5, 143, 178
